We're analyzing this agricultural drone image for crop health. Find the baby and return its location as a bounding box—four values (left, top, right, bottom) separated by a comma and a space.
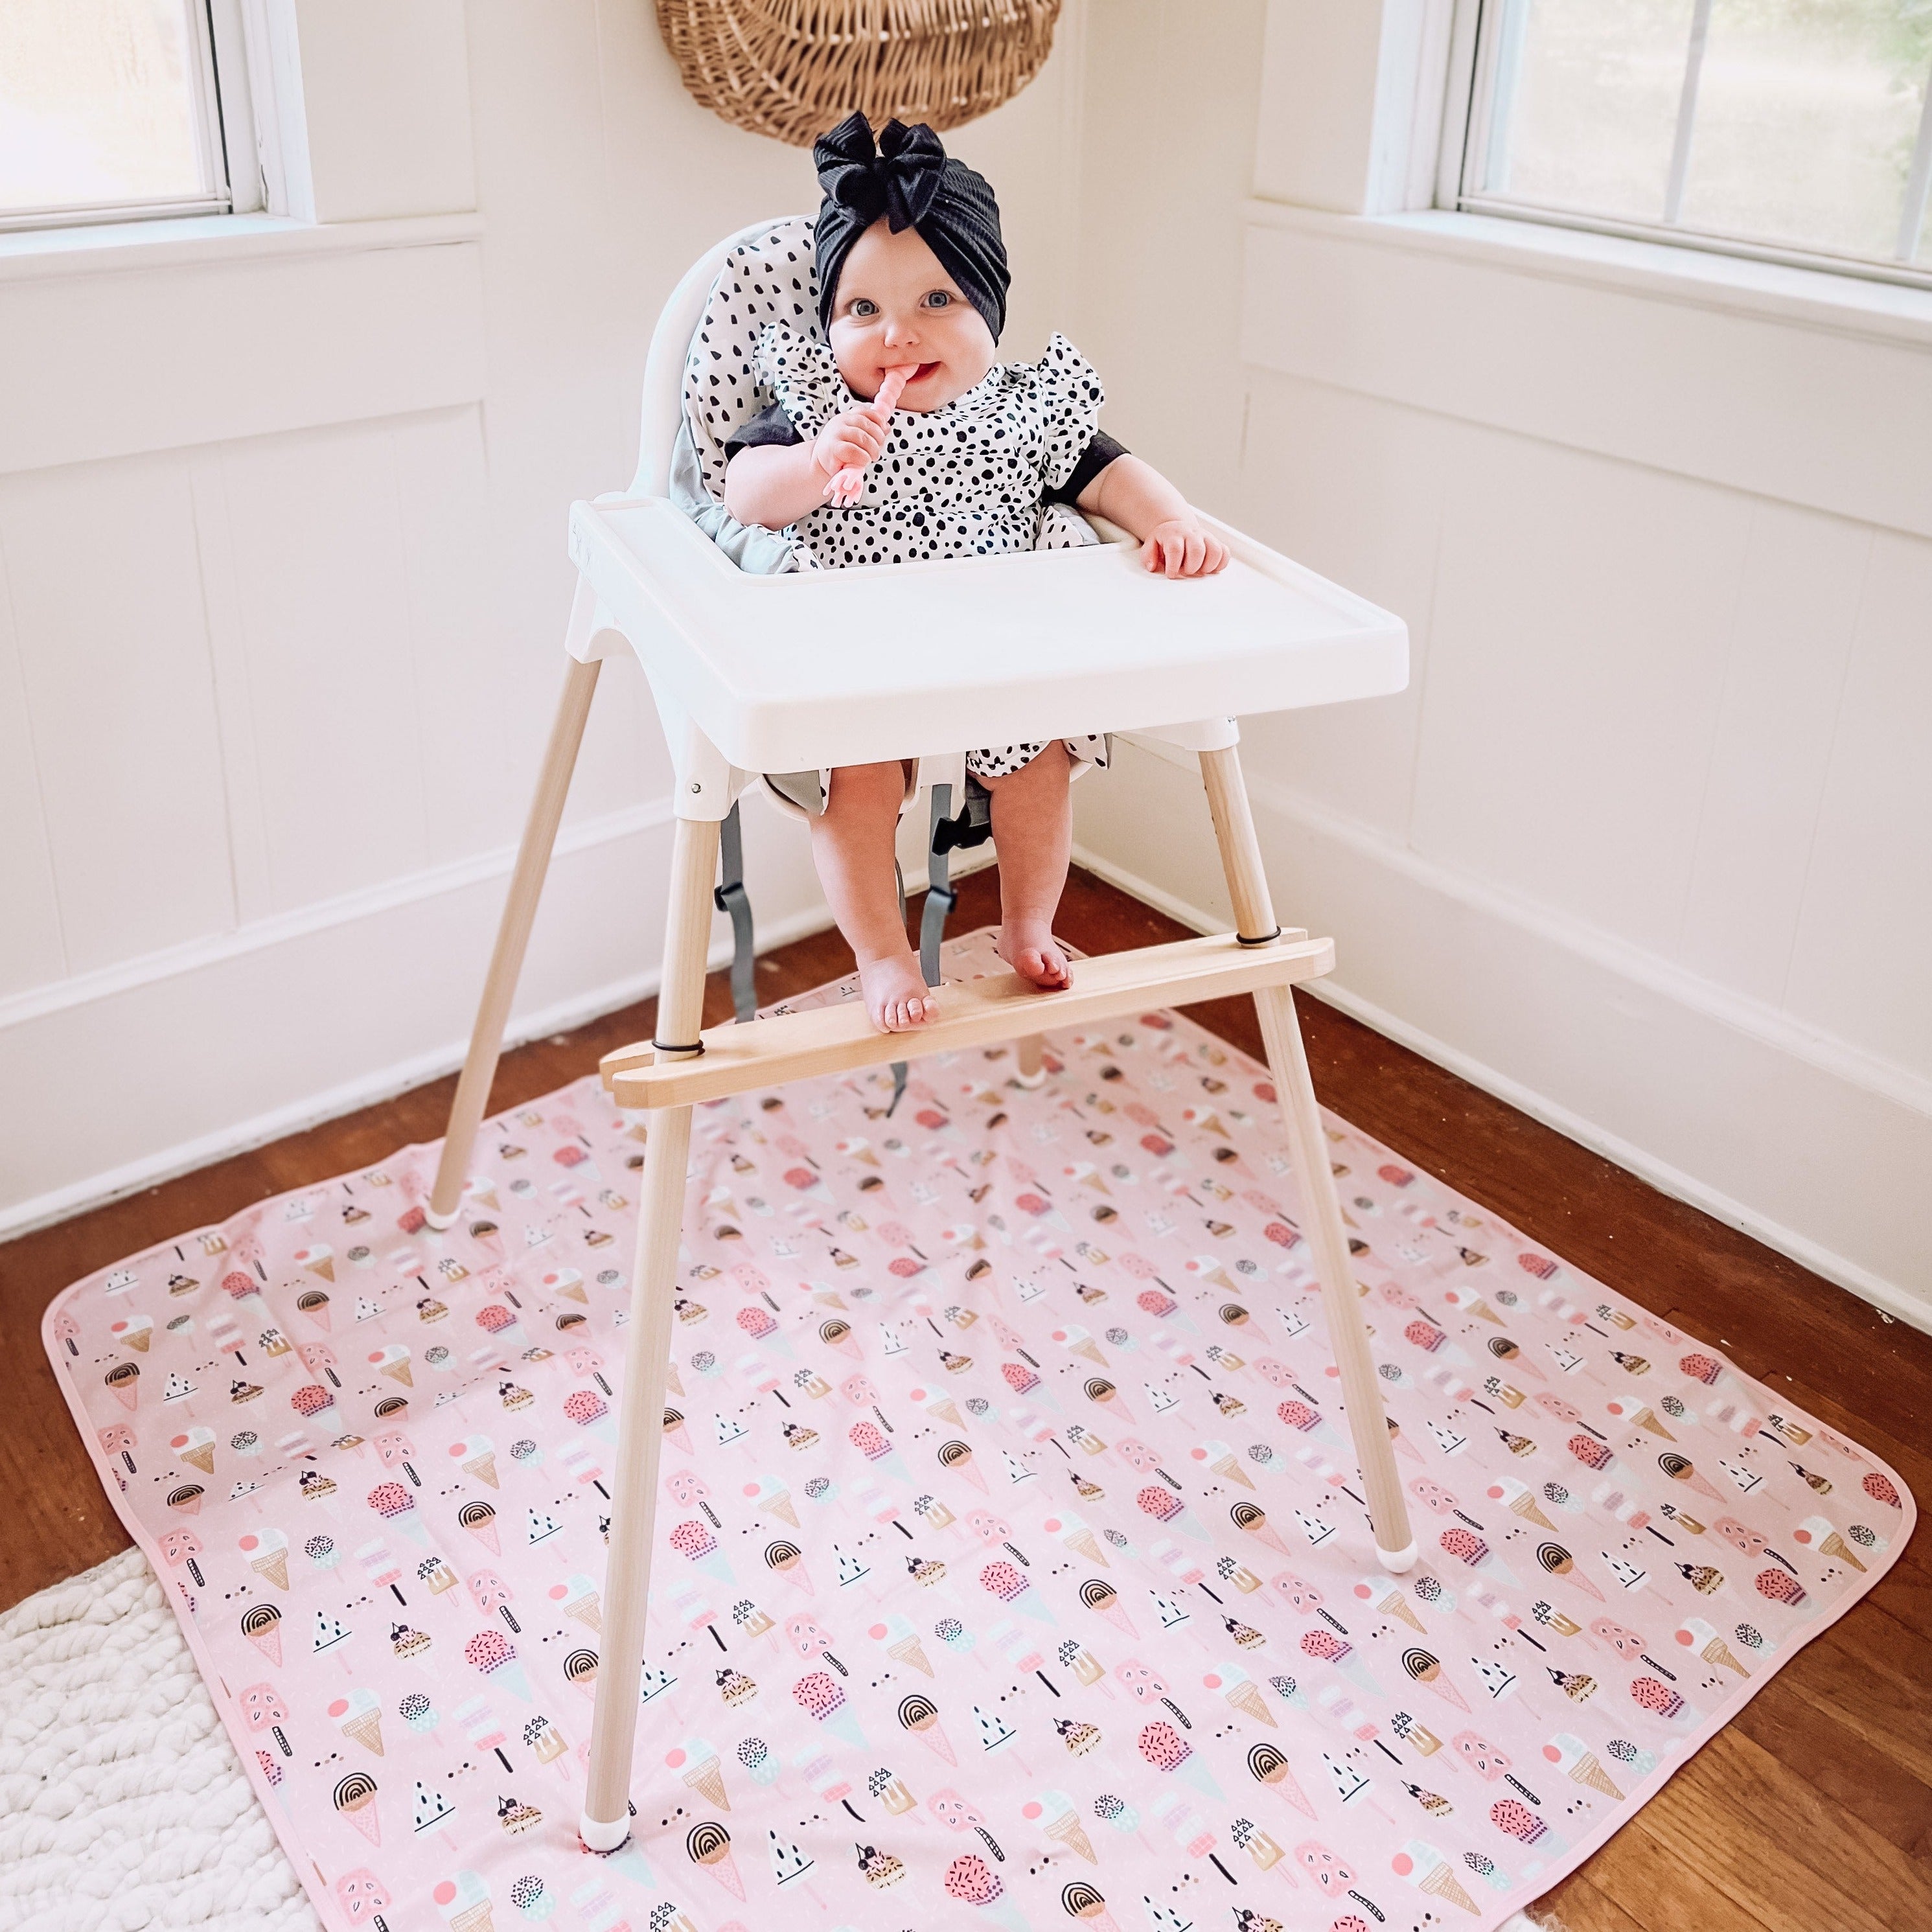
724, 113, 1226, 1033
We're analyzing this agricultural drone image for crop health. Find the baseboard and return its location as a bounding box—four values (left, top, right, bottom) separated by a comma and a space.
1073, 765, 1932, 1339
0, 803, 1001, 1247
0, 899, 841, 1246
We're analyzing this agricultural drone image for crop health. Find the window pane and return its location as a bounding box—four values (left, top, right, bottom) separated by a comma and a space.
1481, 0, 1697, 221
1681, 0, 1932, 260
0, 0, 212, 218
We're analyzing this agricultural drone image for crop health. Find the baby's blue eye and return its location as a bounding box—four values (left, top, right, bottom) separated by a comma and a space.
851, 299, 877, 318
924, 291, 951, 308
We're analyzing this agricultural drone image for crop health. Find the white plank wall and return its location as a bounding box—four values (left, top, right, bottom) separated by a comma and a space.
1067, 0, 1932, 1326
0, 0, 1087, 1232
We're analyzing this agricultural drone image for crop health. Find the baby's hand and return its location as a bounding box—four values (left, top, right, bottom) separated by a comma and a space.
813, 406, 888, 483
1140, 519, 1229, 579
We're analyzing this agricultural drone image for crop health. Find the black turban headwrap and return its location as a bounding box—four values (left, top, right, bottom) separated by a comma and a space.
812, 112, 1009, 341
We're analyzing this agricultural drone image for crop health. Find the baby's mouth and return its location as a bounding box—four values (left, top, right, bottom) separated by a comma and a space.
903, 362, 943, 385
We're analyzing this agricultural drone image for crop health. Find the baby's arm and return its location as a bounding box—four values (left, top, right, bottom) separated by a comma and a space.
723, 405, 890, 530
1076, 455, 1229, 579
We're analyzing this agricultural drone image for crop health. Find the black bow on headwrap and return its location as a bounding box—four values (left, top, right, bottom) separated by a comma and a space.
812, 111, 1009, 341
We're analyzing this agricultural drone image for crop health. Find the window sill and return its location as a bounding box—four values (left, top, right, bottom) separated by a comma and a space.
1244, 200, 1932, 352
0, 210, 483, 285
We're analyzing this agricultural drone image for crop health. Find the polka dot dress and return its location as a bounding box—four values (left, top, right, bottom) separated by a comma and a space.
682, 220, 1107, 780
756, 327, 1103, 569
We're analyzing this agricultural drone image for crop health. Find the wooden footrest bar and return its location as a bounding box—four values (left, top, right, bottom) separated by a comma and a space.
599, 930, 1331, 1110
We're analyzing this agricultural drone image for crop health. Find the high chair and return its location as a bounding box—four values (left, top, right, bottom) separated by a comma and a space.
421, 219, 1416, 1851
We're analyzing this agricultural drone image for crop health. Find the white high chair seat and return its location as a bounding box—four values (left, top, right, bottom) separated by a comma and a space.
569, 214, 1406, 787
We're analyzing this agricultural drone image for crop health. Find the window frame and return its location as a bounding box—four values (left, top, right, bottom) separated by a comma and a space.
0, 0, 279, 236
1439, 0, 1932, 294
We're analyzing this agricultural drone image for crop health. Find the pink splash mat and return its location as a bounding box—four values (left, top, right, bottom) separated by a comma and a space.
45, 932, 1913, 1932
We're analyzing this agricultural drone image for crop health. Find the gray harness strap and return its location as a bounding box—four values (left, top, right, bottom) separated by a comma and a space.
715, 802, 757, 1024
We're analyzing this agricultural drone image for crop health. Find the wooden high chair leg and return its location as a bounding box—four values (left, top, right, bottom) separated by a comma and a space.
582, 811, 721, 1849
1198, 747, 1416, 1572
1016, 1035, 1046, 1085
427, 656, 603, 1229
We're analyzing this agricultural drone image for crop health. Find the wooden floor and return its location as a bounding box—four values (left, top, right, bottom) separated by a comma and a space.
3, 865, 1926, 1932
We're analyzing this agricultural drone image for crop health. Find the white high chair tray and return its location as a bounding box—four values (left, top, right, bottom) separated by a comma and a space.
571, 496, 1407, 774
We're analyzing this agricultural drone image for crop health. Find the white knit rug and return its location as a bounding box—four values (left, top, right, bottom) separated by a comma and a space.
0, 1547, 1563, 1932
0, 1548, 319, 1932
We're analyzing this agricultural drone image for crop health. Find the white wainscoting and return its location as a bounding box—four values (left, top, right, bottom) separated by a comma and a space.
0, 0, 1088, 1237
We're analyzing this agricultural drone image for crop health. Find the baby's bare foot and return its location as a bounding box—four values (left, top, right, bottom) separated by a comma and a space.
859, 952, 939, 1033
999, 920, 1071, 992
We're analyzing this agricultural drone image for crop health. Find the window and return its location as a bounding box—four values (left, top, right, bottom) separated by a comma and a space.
1450, 0, 1932, 286
0, 0, 261, 232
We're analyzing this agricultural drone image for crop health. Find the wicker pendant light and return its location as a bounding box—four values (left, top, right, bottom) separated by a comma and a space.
657, 0, 1063, 148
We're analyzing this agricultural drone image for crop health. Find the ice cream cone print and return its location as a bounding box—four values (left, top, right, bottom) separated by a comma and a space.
1605, 1396, 1673, 1438
1077, 1578, 1136, 1635
330, 1688, 384, 1756
742, 1473, 798, 1526
1659, 1453, 1727, 1502
667, 1739, 730, 1809
1245, 1740, 1317, 1818
1226, 1679, 1274, 1727
549, 1574, 602, 1633
110, 1315, 152, 1353
1353, 1574, 1427, 1633
1028, 1792, 1097, 1864
890, 1633, 934, 1675
687, 1820, 743, 1898
1060, 1881, 1120, 1932
1440, 1283, 1502, 1324
431, 1870, 490, 1932
368, 1344, 411, 1386
464, 1450, 497, 1488
1394, 1841, 1479, 1915
899, 1692, 956, 1762
294, 1245, 334, 1282
926, 1394, 965, 1429
1400, 1648, 1470, 1710
240, 1529, 290, 1590
240, 1603, 281, 1666
1230, 1500, 1289, 1556
1675, 1616, 1749, 1676
1543, 1731, 1626, 1799
171, 1427, 216, 1475
1793, 1517, 1867, 1571
1484, 1476, 1555, 1530
333, 1772, 380, 1845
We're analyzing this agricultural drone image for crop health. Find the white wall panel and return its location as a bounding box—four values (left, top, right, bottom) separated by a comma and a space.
1233, 376, 1453, 836
1784, 529, 1932, 1077
0, 454, 236, 972
1675, 505, 1870, 1005
1066, 3, 1929, 1323
0, 559, 67, 996
1413, 432, 1750, 953
386, 407, 516, 864
0, 0, 1090, 1230
0, 240, 486, 476
213, 422, 432, 908
292, 0, 478, 223
1241, 211, 1932, 542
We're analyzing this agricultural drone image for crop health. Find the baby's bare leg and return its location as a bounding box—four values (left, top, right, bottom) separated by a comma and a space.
983, 741, 1073, 991
811, 761, 937, 1033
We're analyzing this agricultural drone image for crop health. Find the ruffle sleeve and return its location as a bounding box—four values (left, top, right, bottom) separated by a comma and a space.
1031, 333, 1107, 493
753, 325, 849, 440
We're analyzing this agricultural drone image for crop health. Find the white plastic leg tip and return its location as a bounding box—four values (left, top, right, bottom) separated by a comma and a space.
1013, 1069, 1047, 1090
579, 1811, 630, 1853
422, 1204, 459, 1232
1376, 1541, 1419, 1574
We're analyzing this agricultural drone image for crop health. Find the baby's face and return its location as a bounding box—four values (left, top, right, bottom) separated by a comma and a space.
827, 218, 995, 411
